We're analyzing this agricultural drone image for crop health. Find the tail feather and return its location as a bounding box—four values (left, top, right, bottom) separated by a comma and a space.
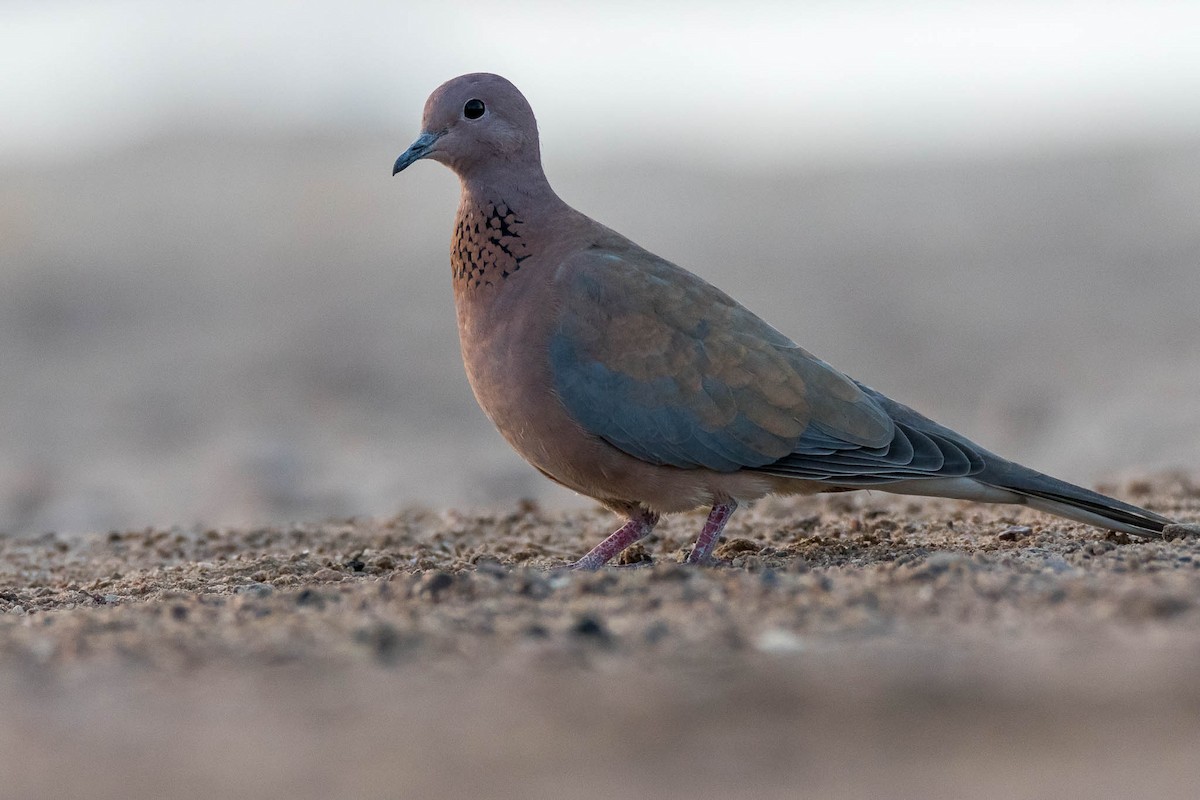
802, 383, 1174, 538
979, 461, 1171, 538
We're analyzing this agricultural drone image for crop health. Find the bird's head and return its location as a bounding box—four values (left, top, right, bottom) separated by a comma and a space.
393, 73, 541, 179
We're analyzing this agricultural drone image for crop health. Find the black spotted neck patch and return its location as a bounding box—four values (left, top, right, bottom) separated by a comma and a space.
451, 201, 532, 289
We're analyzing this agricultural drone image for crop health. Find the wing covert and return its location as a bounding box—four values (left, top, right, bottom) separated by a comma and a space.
548, 245, 894, 473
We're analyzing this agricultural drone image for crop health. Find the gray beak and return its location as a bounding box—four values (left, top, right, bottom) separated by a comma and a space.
393, 131, 441, 175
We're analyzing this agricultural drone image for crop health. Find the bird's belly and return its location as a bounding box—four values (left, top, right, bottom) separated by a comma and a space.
459, 327, 596, 485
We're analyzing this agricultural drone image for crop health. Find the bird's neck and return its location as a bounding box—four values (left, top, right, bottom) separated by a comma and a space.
450, 167, 568, 294
450, 196, 533, 291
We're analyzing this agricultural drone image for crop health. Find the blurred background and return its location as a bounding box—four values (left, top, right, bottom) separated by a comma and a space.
2, 0, 1198, 536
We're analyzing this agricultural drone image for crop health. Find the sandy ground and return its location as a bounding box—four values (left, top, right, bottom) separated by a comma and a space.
2, 473, 1199, 799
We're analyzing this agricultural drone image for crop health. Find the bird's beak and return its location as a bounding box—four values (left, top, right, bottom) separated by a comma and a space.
393, 131, 442, 175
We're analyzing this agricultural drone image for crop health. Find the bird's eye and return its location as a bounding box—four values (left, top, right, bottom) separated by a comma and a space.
463, 99, 486, 119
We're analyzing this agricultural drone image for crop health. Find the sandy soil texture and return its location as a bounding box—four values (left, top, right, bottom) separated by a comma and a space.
2, 473, 1199, 799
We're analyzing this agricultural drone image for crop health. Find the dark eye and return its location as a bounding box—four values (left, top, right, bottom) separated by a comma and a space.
463, 99, 485, 119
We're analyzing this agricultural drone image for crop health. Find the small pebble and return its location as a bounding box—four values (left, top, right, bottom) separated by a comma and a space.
755, 628, 806, 654
998, 525, 1033, 541
643, 621, 670, 644
352, 623, 417, 665
570, 614, 612, 644
472, 556, 507, 578
418, 571, 454, 599
312, 568, 343, 583
909, 551, 965, 579
524, 623, 550, 638
235, 582, 273, 598
517, 574, 553, 599
1042, 555, 1074, 575
615, 543, 652, 566
1164, 523, 1200, 541
295, 588, 325, 609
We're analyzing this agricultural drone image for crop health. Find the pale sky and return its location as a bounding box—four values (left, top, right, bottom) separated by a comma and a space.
3, 0, 1200, 167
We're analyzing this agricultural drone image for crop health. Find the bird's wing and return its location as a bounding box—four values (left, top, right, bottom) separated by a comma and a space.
549, 245, 985, 482
761, 383, 987, 484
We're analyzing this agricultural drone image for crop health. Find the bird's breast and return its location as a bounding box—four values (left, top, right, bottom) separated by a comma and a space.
450, 200, 532, 291
454, 268, 565, 455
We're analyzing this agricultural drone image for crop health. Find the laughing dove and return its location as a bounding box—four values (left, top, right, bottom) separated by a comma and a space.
392, 73, 1175, 569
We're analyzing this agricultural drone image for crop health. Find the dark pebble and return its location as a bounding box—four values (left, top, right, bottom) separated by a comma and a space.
296, 588, 325, 609
235, 582, 273, 598
517, 574, 552, 600
473, 557, 507, 578
643, 621, 670, 644
419, 571, 455, 599
571, 614, 612, 644
998, 525, 1033, 541
353, 623, 418, 665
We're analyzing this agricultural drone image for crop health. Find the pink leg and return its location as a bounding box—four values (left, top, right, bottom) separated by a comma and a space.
569, 509, 660, 570
686, 500, 738, 565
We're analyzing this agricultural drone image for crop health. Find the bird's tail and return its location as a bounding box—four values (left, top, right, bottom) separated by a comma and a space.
979, 460, 1172, 538
812, 383, 1174, 538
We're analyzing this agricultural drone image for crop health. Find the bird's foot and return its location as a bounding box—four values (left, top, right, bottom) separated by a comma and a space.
566, 510, 659, 570
562, 558, 655, 571
564, 555, 606, 571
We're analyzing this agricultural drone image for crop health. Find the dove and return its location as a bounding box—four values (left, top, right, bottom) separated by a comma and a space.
392, 73, 1175, 569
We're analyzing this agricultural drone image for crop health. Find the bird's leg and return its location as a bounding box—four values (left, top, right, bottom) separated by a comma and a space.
685, 500, 739, 565
569, 509, 660, 570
